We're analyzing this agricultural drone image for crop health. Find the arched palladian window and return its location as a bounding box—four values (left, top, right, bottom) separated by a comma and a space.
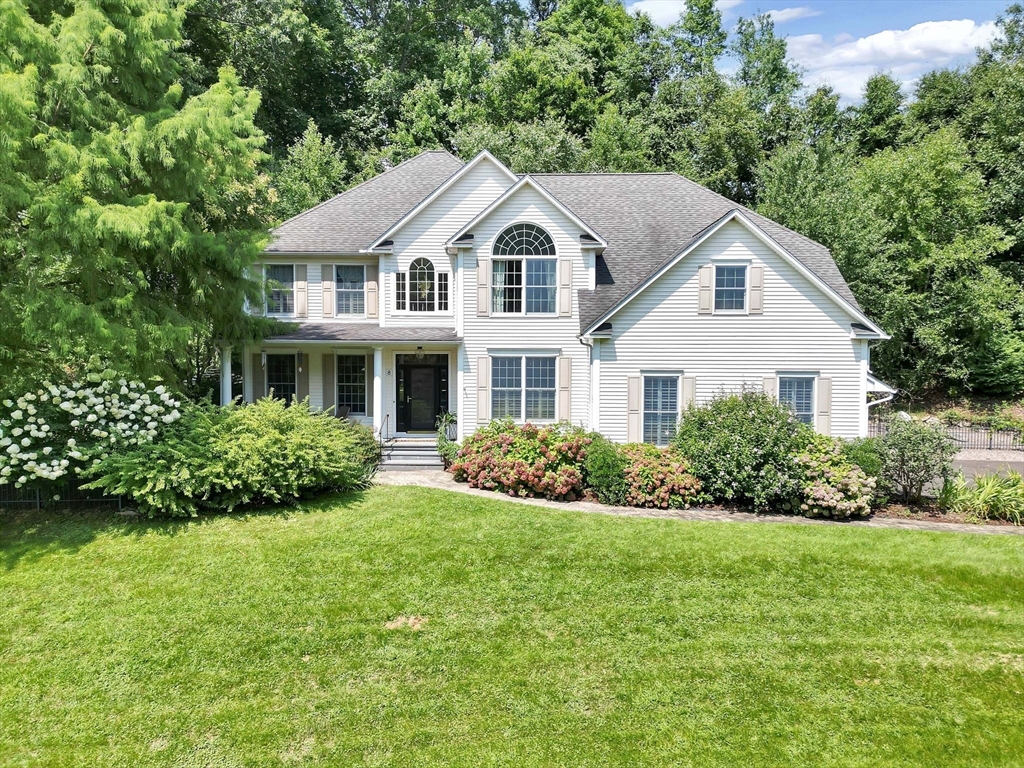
491, 223, 557, 314
395, 257, 449, 312
492, 223, 555, 257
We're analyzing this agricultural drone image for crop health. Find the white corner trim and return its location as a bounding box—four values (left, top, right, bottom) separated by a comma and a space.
584, 209, 888, 338
369, 150, 518, 249
446, 175, 608, 249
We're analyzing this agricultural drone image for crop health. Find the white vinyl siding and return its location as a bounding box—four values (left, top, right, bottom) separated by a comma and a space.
383, 158, 511, 328
597, 220, 865, 440
461, 183, 591, 433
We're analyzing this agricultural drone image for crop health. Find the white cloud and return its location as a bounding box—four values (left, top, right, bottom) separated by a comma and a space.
788, 18, 999, 100
628, 0, 743, 27
765, 7, 821, 24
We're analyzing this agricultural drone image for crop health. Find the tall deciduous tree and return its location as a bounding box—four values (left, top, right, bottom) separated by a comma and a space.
0, 0, 271, 387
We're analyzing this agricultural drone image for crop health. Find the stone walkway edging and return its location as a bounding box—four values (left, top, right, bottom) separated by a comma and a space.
375, 469, 1024, 536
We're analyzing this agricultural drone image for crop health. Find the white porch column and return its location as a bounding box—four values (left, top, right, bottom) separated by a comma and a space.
219, 345, 232, 406
457, 347, 466, 442
372, 346, 384, 435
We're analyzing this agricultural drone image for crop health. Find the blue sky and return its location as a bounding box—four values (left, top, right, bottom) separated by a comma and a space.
625, 0, 1009, 101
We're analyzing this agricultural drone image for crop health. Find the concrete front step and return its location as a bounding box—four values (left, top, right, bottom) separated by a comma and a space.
380, 440, 443, 470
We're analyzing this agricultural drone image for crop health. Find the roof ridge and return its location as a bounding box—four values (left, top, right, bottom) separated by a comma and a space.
666, 172, 832, 256
527, 172, 678, 177
271, 150, 464, 233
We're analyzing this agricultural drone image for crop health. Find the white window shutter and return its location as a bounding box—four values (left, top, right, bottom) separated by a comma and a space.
763, 376, 777, 400
749, 265, 764, 314
321, 264, 334, 318
366, 263, 379, 318
698, 265, 713, 314
558, 356, 572, 420
295, 264, 308, 318
558, 259, 572, 317
477, 257, 489, 317
817, 378, 832, 435
477, 356, 490, 423
321, 354, 335, 413
627, 375, 641, 442
681, 376, 696, 409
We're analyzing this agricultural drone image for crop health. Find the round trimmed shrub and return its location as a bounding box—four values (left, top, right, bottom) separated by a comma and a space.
450, 420, 590, 501
617, 443, 702, 509
672, 390, 812, 512
789, 436, 875, 519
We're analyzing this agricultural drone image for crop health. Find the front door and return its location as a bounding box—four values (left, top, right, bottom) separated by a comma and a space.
408, 367, 437, 430
396, 353, 449, 432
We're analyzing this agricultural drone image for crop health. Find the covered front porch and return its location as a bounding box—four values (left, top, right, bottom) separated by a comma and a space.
220, 324, 462, 441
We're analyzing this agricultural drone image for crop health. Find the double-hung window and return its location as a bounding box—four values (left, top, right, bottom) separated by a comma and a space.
336, 355, 367, 415
266, 354, 297, 402
394, 258, 449, 312
643, 376, 678, 446
491, 223, 557, 315
265, 265, 295, 315
714, 265, 746, 311
491, 356, 557, 421
336, 265, 365, 316
779, 376, 814, 425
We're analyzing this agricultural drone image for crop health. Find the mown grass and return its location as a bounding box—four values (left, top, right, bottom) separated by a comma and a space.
2, 486, 1023, 766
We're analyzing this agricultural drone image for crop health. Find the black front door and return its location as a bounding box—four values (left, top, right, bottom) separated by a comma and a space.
396, 353, 449, 432
408, 367, 437, 430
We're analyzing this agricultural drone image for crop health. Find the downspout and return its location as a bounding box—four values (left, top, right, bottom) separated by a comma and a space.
578, 334, 593, 430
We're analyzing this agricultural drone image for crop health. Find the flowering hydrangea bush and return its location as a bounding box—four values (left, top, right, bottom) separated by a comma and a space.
787, 436, 875, 519
0, 376, 181, 489
450, 420, 590, 501
618, 444, 703, 509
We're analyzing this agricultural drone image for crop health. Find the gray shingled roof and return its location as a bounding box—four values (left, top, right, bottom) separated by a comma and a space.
266, 151, 465, 254
530, 173, 862, 332
266, 323, 459, 343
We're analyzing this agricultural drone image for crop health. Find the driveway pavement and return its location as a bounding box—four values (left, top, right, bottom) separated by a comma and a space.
953, 449, 1023, 479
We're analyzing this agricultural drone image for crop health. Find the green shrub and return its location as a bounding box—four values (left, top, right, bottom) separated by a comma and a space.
939, 470, 1024, 524
82, 404, 228, 517
841, 437, 883, 478
788, 436, 875, 519
85, 398, 379, 516
617, 443, 702, 509
877, 416, 957, 503
211, 397, 379, 509
450, 420, 590, 501
435, 411, 459, 468
583, 433, 628, 505
672, 391, 812, 512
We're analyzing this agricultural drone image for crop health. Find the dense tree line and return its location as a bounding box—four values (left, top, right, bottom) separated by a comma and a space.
2, 0, 1022, 399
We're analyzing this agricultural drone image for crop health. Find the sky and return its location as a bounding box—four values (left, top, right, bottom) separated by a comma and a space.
624, 0, 1010, 102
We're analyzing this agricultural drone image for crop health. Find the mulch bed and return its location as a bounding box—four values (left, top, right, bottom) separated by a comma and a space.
871, 503, 1017, 527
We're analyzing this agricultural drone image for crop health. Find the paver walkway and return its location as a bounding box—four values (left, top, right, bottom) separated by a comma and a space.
376, 469, 1024, 536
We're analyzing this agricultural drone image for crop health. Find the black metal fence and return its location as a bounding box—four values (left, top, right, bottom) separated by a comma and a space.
0, 479, 122, 511
868, 417, 1024, 451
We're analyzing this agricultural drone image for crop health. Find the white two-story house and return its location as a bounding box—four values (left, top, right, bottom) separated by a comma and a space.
223, 149, 893, 446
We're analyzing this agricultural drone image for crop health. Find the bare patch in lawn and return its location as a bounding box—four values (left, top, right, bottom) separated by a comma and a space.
384, 615, 428, 631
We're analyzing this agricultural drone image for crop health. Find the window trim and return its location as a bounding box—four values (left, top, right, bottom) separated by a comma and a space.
712, 262, 749, 315
265, 352, 298, 402
336, 353, 368, 416
490, 354, 559, 423
334, 263, 367, 318
264, 263, 296, 317
641, 372, 682, 447
490, 256, 559, 316
777, 374, 817, 427
392, 263, 453, 315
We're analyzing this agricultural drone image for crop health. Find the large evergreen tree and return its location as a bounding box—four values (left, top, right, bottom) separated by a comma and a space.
0, 0, 271, 386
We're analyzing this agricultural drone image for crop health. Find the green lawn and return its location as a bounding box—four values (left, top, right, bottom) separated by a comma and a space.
2, 487, 1023, 767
